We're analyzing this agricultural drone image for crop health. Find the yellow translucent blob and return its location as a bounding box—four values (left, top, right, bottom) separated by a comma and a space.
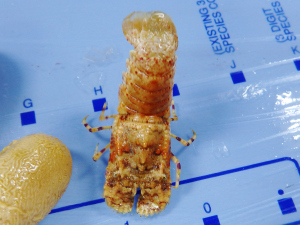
0, 133, 72, 225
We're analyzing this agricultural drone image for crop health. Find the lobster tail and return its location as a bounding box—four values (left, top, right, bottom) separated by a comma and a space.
122, 11, 178, 49
118, 11, 178, 118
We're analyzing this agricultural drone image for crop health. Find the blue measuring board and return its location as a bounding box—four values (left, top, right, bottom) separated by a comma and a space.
0, 0, 300, 224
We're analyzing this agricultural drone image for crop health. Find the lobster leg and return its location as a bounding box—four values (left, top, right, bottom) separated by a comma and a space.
82, 102, 114, 160
168, 99, 178, 122
92, 143, 110, 161
170, 153, 181, 188
171, 130, 196, 146
99, 102, 117, 121
82, 102, 116, 132
82, 115, 112, 132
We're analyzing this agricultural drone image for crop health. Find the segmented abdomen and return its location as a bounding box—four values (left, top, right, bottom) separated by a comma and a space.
118, 11, 178, 118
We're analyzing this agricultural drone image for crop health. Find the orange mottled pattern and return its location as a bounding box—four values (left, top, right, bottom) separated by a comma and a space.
104, 115, 171, 215
81, 11, 196, 217
103, 11, 179, 216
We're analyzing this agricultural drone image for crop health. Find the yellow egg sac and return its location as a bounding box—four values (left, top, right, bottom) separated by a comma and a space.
0, 133, 72, 225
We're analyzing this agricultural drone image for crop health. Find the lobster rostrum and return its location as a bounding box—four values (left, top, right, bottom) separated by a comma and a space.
82, 11, 196, 216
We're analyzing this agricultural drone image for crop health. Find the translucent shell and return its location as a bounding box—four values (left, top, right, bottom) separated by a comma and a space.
129, 46, 176, 77
122, 11, 178, 50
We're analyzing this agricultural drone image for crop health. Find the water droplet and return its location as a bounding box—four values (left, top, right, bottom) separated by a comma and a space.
212, 141, 230, 159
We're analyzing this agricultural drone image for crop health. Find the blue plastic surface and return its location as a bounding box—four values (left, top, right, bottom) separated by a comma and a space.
1, 0, 300, 224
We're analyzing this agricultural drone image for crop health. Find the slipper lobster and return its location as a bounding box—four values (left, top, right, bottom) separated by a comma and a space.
82, 11, 196, 216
